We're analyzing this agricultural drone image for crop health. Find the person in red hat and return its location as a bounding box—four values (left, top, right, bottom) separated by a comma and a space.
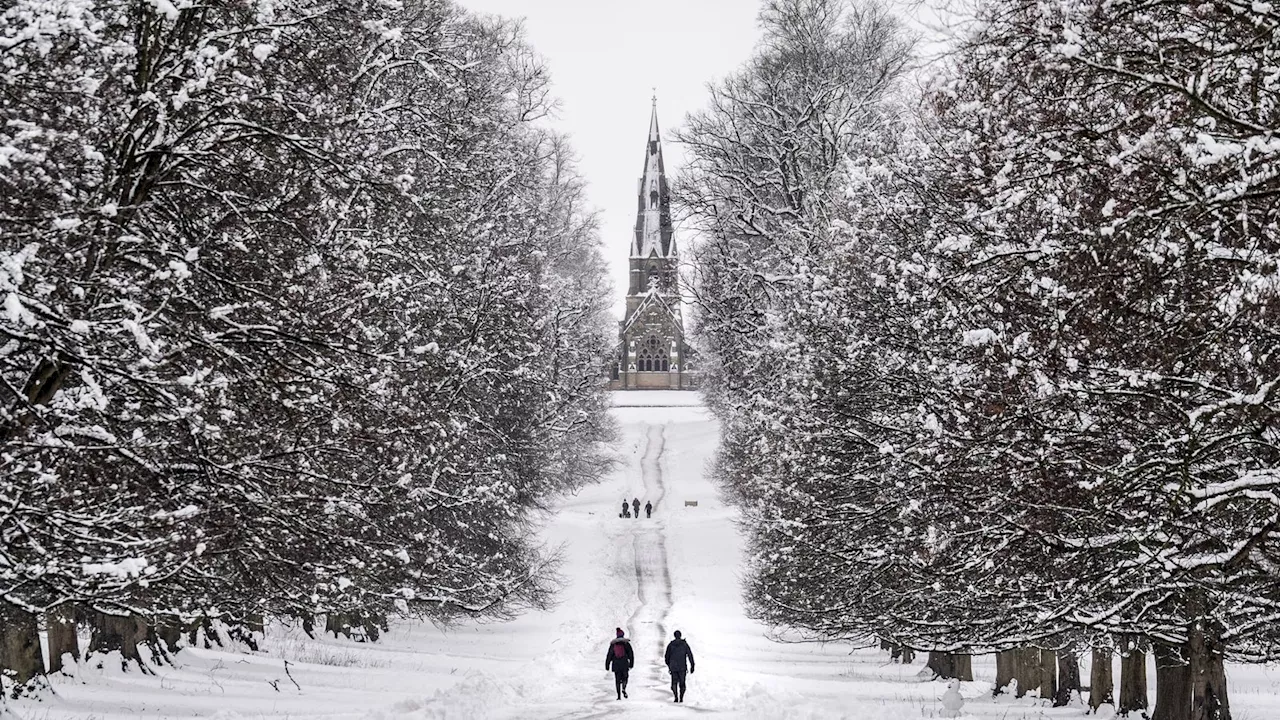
605, 627, 634, 699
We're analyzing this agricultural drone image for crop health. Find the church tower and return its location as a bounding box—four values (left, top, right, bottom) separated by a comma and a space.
613, 98, 694, 390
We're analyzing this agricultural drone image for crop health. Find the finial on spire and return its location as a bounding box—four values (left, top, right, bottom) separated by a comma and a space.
648, 93, 661, 143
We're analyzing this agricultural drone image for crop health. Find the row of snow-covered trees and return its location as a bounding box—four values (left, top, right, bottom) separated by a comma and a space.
0, 0, 613, 691
680, 1, 1280, 719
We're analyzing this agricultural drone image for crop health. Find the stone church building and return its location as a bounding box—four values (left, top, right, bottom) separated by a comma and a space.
610, 100, 695, 390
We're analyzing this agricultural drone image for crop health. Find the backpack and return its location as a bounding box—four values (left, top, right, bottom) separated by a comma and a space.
613, 641, 627, 659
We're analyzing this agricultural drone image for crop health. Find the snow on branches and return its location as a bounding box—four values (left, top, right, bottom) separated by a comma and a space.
0, 0, 612, 688
684, 1, 1279, 718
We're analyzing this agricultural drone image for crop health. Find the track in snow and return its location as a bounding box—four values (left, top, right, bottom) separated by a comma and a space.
567, 422, 678, 719
625, 424, 674, 693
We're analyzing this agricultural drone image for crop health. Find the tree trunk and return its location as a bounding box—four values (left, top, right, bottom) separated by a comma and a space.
927, 650, 954, 679
994, 649, 1017, 696
1090, 646, 1115, 712
150, 620, 182, 657
0, 606, 43, 688
1014, 645, 1040, 698
885, 640, 914, 664
1119, 641, 1149, 714
88, 612, 148, 669
184, 617, 224, 648
184, 617, 227, 649
325, 613, 352, 639
1152, 642, 1190, 720
45, 607, 81, 673
1188, 627, 1230, 720
926, 651, 972, 680
1055, 646, 1081, 707
1040, 648, 1058, 700
361, 614, 384, 643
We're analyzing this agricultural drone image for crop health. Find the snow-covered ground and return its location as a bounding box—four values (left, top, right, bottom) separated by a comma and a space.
15, 392, 1280, 718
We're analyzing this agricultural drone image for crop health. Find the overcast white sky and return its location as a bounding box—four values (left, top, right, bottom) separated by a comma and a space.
455, 1, 957, 318
457, 0, 762, 317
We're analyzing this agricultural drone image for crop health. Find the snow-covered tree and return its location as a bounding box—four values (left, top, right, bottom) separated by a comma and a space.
675, 0, 931, 659
685, 1, 1280, 717
0, 0, 612, 687
914, 3, 1280, 717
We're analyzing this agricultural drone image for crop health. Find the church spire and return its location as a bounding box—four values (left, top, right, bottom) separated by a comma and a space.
648, 92, 660, 143
633, 96, 674, 258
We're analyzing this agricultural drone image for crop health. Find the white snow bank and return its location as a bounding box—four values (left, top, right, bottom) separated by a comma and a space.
610, 389, 704, 407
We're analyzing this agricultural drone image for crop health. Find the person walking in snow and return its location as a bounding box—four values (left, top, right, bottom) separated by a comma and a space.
632, 497, 640, 519
645, 500, 653, 518
605, 627, 634, 699
664, 630, 695, 703
621, 499, 630, 518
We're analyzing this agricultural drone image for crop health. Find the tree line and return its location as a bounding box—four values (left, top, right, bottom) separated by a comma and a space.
679, 2, 1279, 719
0, 0, 613, 693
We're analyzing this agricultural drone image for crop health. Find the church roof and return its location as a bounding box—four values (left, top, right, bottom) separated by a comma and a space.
632, 98, 676, 259
620, 284, 684, 337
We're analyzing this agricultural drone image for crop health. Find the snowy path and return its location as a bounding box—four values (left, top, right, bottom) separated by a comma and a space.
562, 423, 676, 718
624, 425, 674, 697
18, 391, 1280, 719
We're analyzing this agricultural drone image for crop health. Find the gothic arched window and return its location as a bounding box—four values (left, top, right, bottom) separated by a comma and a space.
636, 335, 669, 372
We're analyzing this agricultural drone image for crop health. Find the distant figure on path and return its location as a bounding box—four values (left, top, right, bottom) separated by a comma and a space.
605, 627, 634, 700
621, 499, 629, 518
665, 629, 695, 703
632, 497, 640, 519
645, 501, 653, 518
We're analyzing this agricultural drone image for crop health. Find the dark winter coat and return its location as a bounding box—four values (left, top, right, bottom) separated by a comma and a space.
606, 638, 634, 674
664, 637, 695, 673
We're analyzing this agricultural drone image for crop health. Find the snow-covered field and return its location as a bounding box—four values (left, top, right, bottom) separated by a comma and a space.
14, 392, 1280, 718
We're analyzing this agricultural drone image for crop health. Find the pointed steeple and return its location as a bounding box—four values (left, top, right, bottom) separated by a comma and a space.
633, 96, 675, 258
648, 92, 661, 145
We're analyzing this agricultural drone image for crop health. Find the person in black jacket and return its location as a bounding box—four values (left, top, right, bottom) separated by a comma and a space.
664, 629, 695, 702
645, 501, 653, 518
605, 628, 634, 699
632, 497, 640, 519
